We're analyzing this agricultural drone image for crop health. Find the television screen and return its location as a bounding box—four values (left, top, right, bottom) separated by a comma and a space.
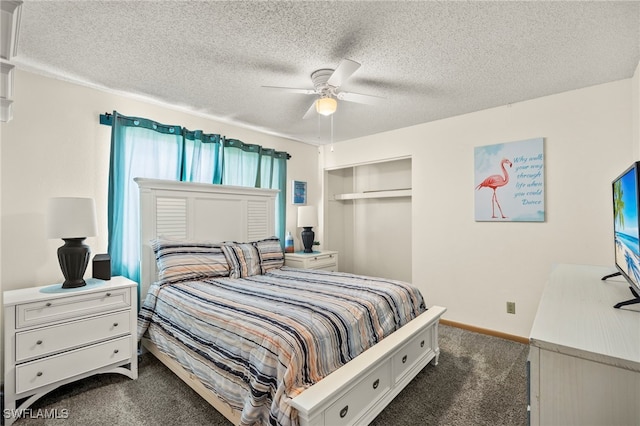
612, 161, 640, 308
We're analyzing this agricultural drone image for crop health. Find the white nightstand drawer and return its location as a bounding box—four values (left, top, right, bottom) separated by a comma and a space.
284, 250, 339, 271
15, 335, 132, 394
15, 310, 131, 362
305, 253, 337, 269
16, 287, 131, 328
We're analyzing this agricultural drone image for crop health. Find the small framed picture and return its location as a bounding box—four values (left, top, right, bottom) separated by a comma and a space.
292, 180, 307, 205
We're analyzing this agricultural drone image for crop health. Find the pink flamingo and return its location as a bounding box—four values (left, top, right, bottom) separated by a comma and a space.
476, 158, 512, 219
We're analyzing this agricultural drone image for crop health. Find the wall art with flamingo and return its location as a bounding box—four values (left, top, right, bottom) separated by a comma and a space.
474, 137, 545, 222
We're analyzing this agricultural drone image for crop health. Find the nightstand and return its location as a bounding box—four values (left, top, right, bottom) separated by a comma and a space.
3, 276, 138, 426
284, 250, 339, 272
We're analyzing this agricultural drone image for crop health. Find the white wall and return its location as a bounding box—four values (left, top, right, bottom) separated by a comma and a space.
0, 69, 320, 378
322, 79, 634, 338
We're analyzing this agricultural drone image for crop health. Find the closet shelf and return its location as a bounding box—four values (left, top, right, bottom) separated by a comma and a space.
333, 189, 412, 201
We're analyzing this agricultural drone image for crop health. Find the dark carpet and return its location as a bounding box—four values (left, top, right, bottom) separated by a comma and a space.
6, 325, 529, 426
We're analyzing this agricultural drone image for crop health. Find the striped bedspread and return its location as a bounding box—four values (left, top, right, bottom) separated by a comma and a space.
138, 267, 426, 426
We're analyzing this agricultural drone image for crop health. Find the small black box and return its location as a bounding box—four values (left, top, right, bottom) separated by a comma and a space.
93, 254, 111, 280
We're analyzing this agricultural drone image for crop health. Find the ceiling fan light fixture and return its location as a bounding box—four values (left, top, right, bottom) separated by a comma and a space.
316, 97, 337, 116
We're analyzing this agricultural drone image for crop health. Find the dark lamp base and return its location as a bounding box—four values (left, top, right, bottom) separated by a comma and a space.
62, 278, 88, 289
58, 238, 91, 289
301, 227, 315, 253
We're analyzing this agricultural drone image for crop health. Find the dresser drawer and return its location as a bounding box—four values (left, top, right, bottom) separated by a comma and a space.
324, 361, 391, 425
392, 327, 433, 383
15, 287, 131, 328
304, 253, 337, 269
15, 336, 131, 394
15, 310, 131, 362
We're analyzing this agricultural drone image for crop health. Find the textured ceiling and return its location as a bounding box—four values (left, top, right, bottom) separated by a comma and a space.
13, 1, 640, 145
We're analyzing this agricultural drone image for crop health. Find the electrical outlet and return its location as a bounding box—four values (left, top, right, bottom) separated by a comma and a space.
506, 301, 516, 314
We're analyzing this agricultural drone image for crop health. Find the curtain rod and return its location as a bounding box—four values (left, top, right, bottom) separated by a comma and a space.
99, 112, 113, 126
99, 112, 291, 160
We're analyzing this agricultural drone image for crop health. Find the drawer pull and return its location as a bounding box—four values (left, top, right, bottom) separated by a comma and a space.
402, 355, 408, 364
113, 322, 119, 327
420, 340, 425, 348
372, 378, 380, 389
36, 340, 43, 345
106, 292, 112, 297
113, 349, 119, 354
339, 405, 348, 418
36, 372, 43, 377
45, 302, 52, 307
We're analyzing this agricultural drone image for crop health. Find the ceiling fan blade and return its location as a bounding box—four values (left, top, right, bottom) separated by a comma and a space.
337, 91, 384, 105
261, 86, 316, 95
302, 100, 317, 119
327, 59, 361, 87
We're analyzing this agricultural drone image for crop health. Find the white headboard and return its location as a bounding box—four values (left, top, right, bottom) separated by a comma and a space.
135, 178, 278, 301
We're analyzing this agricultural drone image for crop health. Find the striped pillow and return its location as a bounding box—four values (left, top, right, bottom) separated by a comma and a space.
152, 239, 230, 284
254, 237, 284, 273
221, 243, 262, 278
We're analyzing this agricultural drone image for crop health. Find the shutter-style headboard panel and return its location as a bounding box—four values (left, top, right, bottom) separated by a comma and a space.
136, 178, 278, 302
247, 200, 269, 241
156, 197, 188, 239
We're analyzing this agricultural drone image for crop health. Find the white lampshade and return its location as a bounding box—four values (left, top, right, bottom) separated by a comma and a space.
315, 97, 337, 116
297, 205, 318, 228
47, 197, 98, 239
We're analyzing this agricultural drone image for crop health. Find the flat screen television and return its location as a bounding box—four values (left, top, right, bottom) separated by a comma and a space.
605, 161, 640, 308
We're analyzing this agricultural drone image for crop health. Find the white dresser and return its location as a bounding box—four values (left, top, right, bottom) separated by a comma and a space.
3, 277, 138, 426
284, 250, 339, 272
528, 264, 640, 426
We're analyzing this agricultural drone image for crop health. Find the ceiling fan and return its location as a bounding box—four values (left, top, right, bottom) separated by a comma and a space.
263, 59, 383, 119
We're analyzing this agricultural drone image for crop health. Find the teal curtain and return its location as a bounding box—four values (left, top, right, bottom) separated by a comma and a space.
182, 130, 222, 184
222, 138, 288, 243
108, 112, 183, 283
107, 111, 221, 282
222, 138, 261, 186
105, 111, 288, 284
259, 148, 287, 242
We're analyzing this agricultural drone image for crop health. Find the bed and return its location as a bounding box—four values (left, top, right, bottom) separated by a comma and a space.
135, 177, 446, 426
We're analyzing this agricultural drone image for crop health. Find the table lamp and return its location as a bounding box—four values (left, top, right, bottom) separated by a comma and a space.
47, 197, 98, 288
297, 205, 318, 253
